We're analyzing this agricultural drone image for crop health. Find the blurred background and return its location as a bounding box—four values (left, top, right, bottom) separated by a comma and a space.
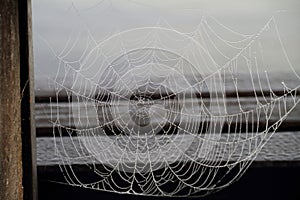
32, 0, 300, 199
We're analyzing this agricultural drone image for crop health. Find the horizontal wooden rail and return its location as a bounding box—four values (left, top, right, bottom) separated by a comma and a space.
35, 89, 300, 103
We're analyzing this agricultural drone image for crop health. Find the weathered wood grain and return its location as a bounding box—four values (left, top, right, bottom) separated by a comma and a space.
0, 1, 36, 200
0, 1, 23, 199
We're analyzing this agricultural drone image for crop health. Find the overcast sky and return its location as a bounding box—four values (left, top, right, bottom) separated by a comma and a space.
32, 0, 300, 81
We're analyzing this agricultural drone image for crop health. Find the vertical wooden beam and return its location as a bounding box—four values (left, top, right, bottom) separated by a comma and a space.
0, 0, 37, 199
0, 0, 23, 200
19, 0, 37, 200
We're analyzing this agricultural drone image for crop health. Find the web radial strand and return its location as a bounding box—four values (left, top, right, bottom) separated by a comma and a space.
48, 13, 300, 197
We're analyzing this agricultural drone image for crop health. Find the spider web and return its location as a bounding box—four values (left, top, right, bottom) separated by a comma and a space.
46, 9, 300, 197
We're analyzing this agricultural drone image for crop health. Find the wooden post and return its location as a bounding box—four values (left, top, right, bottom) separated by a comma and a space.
19, 0, 37, 200
0, 0, 37, 200
0, 0, 23, 199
